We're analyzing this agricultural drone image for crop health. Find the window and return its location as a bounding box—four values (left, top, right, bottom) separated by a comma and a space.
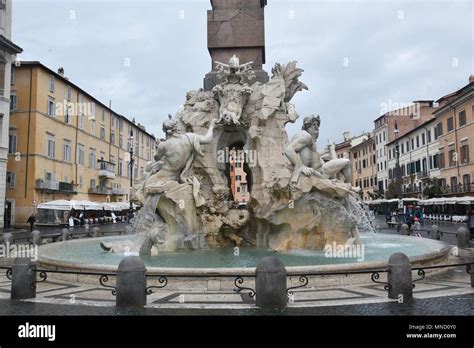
6, 172, 15, 189
49, 75, 55, 92
411, 138, 414, 149
65, 104, 71, 124
79, 114, 84, 129
447, 117, 454, 132
118, 160, 123, 176
119, 136, 123, 149
448, 149, 456, 167
406, 141, 410, 152
439, 152, 445, 169
459, 110, 466, 127
111, 116, 115, 128
8, 129, 17, 154
89, 151, 96, 169
463, 174, 471, 191
46, 134, 55, 159
10, 92, 17, 110
62, 141, 72, 162
110, 130, 115, 144
435, 122, 443, 138
460, 144, 469, 164
77, 144, 84, 165
91, 120, 96, 135
90, 179, 96, 188
427, 129, 431, 143
47, 98, 55, 116
79, 175, 83, 189
101, 110, 105, 122
416, 136, 419, 148
450, 176, 458, 190
119, 118, 123, 132
401, 143, 404, 154
67, 86, 72, 101
421, 133, 425, 146
100, 127, 105, 140
11, 65, 15, 85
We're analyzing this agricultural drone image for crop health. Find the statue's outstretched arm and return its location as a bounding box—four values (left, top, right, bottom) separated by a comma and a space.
197, 119, 217, 144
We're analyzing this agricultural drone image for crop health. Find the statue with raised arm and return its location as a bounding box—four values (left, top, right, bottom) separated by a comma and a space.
284, 115, 351, 190
142, 115, 217, 199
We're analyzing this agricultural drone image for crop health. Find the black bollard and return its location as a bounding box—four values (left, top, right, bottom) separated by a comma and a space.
116, 256, 147, 307
255, 256, 287, 309
388, 252, 413, 302
11, 257, 36, 300
92, 227, 101, 238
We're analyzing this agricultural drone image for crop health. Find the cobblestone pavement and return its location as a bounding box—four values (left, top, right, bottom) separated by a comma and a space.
0, 265, 472, 314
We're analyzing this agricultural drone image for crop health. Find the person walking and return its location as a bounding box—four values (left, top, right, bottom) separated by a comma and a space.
27, 214, 36, 232
467, 210, 474, 239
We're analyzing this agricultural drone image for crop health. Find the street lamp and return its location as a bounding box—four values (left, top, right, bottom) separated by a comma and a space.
394, 122, 404, 230
128, 129, 135, 221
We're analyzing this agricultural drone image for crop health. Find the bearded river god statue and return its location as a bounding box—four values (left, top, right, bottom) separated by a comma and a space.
102, 57, 363, 255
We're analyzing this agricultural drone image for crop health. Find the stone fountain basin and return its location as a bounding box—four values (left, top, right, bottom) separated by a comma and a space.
37, 234, 452, 290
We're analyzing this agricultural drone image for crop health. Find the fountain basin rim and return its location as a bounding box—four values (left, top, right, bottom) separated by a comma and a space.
37, 236, 452, 276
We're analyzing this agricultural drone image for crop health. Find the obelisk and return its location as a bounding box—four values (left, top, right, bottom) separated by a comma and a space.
203, 0, 269, 91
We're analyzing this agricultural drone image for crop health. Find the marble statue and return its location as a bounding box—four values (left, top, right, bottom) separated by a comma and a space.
103, 57, 362, 255
285, 115, 352, 190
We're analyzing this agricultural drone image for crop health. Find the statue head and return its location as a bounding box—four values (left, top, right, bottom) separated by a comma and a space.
162, 114, 177, 137
302, 115, 320, 138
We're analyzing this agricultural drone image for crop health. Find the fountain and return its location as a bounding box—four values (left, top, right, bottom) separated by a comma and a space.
36, 1, 451, 287
37, 58, 451, 286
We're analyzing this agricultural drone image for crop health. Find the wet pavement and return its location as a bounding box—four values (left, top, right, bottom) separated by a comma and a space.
0, 293, 472, 316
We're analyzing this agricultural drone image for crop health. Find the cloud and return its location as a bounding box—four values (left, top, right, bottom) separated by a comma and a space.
13, 0, 473, 145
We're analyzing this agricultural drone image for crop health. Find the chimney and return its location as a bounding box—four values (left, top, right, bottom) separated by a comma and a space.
58, 67, 65, 76
469, 75, 474, 84
343, 131, 350, 142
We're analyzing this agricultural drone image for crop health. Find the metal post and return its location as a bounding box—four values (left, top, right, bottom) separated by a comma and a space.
128, 129, 134, 222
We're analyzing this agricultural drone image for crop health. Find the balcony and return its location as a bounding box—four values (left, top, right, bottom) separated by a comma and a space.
112, 187, 127, 195
97, 160, 116, 179
402, 184, 422, 194
88, 186, 112, 195
35, 179, 59, 191
439, 184, 474, 195
416, 170, 429, 180
59, 182, 78, 194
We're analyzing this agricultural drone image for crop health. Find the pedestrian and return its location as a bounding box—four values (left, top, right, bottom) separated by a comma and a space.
27, 214, 36, 232
68, 216, 75, 230
414, 217, 421, 237
79, 212, 85, 226
467, 210, 474, 239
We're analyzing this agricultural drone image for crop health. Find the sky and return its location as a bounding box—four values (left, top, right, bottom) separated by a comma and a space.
12, 0, 473, 144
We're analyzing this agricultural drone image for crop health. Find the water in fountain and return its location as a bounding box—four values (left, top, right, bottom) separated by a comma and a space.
347, 194, 378, 233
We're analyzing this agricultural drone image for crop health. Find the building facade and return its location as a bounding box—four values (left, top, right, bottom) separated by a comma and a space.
229, 149, 250, 204
0, 0, 22, 228
385, 118, 441, 199
434, 76, 474, 196
6, 62, 156, 226
373, 101, 436, 197
350, 136, 377, 201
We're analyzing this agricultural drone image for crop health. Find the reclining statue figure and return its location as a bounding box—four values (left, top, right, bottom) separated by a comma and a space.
284, 115, 352, 189
133, 115, 217, 204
